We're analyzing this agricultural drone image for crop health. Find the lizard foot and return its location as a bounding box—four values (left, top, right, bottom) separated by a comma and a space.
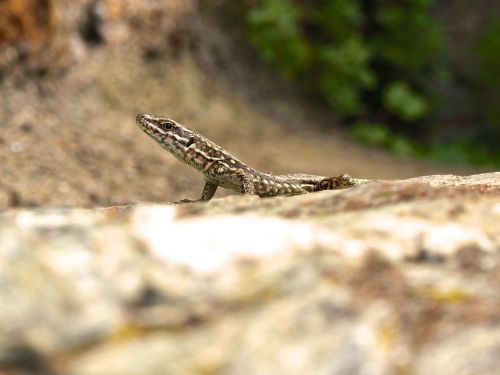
172, 198, 200, 204
315, 174, 356, 191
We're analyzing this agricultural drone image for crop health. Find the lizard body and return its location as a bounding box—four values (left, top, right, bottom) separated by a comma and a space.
136, 113, 363, 201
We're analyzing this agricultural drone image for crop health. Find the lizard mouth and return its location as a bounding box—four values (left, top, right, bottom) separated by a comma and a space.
136, 113, 165, 136
136, 113, 152, 128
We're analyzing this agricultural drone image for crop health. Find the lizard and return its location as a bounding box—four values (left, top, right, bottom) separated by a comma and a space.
136, 113, 367, 202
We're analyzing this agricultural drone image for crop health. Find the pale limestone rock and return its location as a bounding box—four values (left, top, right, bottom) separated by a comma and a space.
0, 173, 499, 375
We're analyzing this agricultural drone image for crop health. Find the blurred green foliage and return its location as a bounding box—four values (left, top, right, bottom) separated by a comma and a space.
382, 82, 428, 121
248, 0, 443, 119
247, 0, 310, 77
352, 122, 496, 166
472, 18, 500, 135
351, 122, 420, 157
247, 0, 500, 167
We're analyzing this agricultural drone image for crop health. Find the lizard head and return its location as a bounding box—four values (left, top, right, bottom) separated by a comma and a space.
136, 113, 196, 156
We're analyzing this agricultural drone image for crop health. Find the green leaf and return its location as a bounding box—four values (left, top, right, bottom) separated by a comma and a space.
383, 82, 428, 121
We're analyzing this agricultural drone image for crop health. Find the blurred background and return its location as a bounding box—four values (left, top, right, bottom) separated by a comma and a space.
0, 0, 498, 209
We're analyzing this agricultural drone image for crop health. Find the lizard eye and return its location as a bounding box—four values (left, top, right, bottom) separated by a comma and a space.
162, 122, 173, 130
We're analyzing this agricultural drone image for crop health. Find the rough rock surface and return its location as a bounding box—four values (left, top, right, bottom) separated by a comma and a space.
0, 172, 499, 375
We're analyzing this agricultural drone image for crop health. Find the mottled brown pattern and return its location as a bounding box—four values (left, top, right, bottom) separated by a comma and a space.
136, 114, 364, 201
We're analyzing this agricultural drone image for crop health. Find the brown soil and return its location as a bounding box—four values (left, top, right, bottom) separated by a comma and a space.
0, 1, 486, 210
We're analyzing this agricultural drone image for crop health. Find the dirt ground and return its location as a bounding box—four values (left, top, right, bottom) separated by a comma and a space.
0, 2, 486, 210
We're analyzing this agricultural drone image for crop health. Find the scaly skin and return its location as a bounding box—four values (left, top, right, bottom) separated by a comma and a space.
136, 113, 364, 201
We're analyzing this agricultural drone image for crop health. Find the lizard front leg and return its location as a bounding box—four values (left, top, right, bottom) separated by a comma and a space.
175, 181, 218, 204
201, 181, 218, 201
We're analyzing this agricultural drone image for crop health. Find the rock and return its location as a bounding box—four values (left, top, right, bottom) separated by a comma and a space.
0, 172, 499, 375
